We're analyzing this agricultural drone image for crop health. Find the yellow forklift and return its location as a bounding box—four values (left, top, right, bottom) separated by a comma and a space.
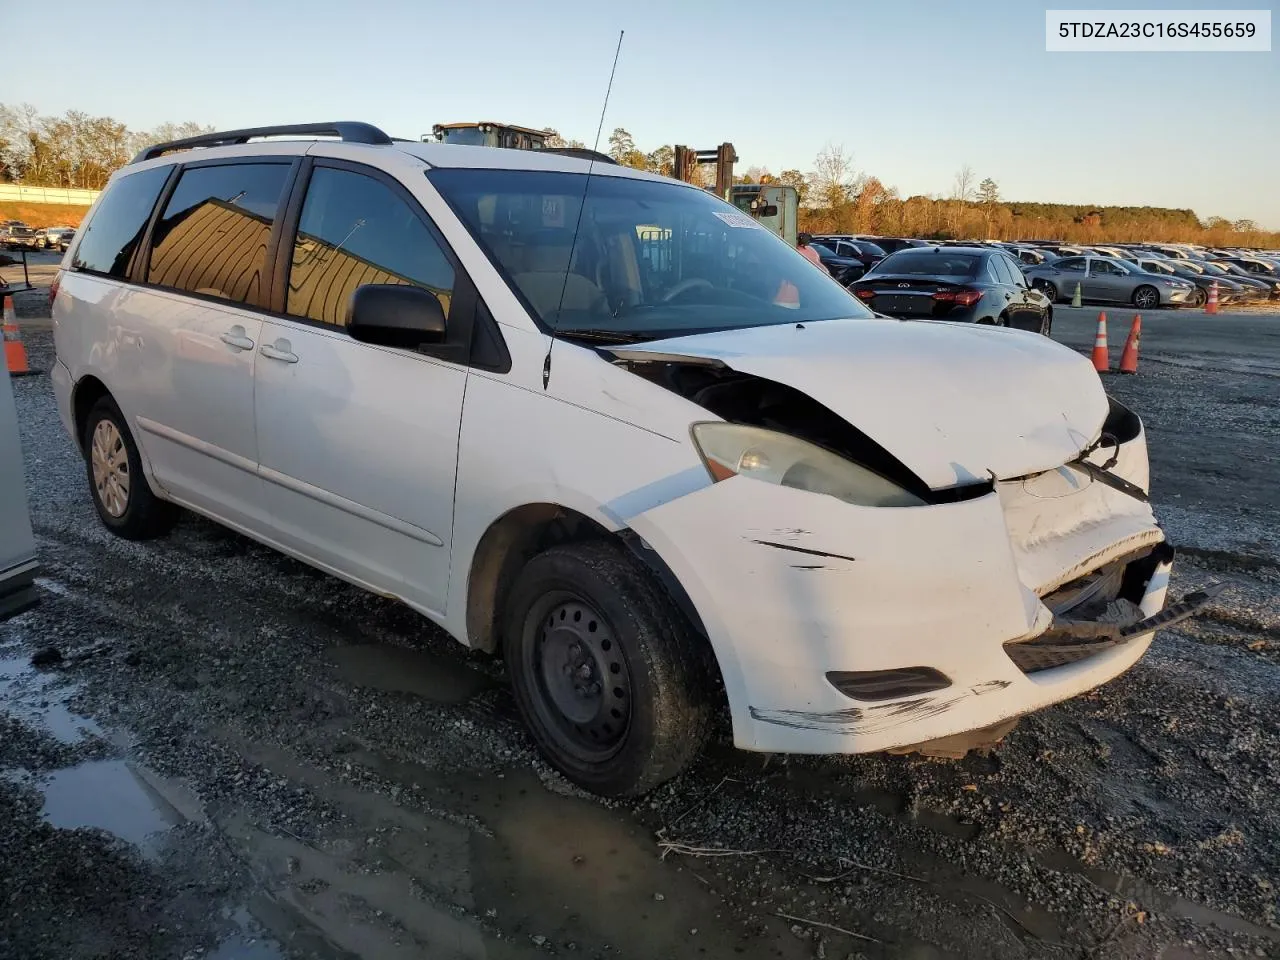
426, 122, 615, 164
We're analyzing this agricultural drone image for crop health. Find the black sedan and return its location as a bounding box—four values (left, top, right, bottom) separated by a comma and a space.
809, 243, 868, 285
850, 246, 1053, 335
810, 236, 888, 274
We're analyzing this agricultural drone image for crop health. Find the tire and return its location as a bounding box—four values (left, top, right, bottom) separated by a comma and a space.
1132, 285, 1159, 310
82, 396, 178, 540
1040, 309, 1053, 337
502, 539, 714, 798
1034, 280, 1058, 302
1190, 287, 1207, 307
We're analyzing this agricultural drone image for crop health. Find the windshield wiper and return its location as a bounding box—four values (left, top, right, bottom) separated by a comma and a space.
556, 329, 658, 344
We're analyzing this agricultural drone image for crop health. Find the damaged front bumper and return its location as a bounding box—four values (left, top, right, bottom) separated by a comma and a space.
628, 419, 1214, 757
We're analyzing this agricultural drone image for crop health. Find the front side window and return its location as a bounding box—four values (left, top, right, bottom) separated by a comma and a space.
1057, 257, 1086, 273
428, 168, 871, 342
285, 167, 456, 328
147, 162, 290, 304
72, 165, 170, 279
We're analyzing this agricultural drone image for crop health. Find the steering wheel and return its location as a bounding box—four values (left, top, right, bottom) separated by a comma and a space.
662, 277, 714, 303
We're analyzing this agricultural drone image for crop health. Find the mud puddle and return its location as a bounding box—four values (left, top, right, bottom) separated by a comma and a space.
226, 736, 816, 959
4, 759, 181, 854
1036, 846, 1280, 944
327, 641, 495, 704
0, 653, 104, 744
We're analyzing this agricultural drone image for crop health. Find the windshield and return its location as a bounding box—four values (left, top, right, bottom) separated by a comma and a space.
438, 128, 490, 146
428, 168, 873, 341
868, 250, 981, 278
1198, 262, 1229, 275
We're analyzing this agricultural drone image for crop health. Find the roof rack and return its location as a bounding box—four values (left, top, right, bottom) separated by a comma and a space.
131, 121, 394, 164
540, 146, 618, 165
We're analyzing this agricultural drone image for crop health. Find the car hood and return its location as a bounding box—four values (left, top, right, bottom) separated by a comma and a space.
615, 316, 1109, 490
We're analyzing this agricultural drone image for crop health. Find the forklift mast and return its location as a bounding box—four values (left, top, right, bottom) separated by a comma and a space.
672, 143, 738, 200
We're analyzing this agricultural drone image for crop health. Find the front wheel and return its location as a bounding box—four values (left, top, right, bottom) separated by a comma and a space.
503, 540, 715, 798
1038, 310, 1053, 337
1190, 287, 1207, 307
1132, 285, 1160, 310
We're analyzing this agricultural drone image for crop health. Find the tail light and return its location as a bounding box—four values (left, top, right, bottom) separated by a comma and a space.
932, 288, 984, 307
854, 288, 876, 300
49, 269, 62, 309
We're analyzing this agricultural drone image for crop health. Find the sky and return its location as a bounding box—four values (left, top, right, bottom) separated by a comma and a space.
7, 0, 1278, 227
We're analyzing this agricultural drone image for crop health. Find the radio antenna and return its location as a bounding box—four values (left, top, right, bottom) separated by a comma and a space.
543, 28, 625, 390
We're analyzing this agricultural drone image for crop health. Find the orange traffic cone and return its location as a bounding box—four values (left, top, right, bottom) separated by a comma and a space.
3, 295, 39, 377
1119, 314, 1141, 374
1091, 311, 1109, 373
1205, 280, 1219, 315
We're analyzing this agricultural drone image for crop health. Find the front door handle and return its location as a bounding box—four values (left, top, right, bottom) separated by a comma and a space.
220, 325, 255, 351
260, 340, 298, 364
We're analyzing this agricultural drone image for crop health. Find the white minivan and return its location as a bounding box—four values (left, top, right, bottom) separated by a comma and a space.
50, 122, 1212, 797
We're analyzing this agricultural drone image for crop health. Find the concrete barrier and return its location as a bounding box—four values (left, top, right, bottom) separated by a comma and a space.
0, 184, 101, 206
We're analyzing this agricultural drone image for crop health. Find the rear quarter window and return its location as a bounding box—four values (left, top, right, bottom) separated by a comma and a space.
72, 165, 171, 279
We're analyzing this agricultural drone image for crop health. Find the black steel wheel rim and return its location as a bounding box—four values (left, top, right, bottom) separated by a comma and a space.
521, 591, 632, 763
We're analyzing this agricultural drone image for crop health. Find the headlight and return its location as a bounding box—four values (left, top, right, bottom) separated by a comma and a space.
689, 422, 926, 508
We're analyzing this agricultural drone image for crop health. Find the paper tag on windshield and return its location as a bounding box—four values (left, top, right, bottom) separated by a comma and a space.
712, 211, 760, 229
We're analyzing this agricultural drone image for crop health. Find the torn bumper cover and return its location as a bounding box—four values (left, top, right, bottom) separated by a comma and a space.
628, 423, 1214, 757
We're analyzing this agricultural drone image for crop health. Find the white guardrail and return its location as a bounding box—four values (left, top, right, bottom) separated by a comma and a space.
0, 184, 102, 206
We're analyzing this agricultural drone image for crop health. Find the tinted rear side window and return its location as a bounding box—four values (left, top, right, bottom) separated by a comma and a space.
147, 162, 291, 305
72, 165, 170, 279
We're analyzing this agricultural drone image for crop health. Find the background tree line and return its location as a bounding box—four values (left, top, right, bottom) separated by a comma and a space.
1, 103, 214, 190
4, 107, 1275, 247
599, 128, 1278, 248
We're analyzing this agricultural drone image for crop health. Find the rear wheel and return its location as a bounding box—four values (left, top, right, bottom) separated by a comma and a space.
82, 396, 178, 540
1034, 280, 1058, 302
503, 539, 714, 798
1132, 285, 1159, 310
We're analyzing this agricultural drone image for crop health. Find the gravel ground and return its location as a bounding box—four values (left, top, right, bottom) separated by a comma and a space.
1, 310, 1278, 960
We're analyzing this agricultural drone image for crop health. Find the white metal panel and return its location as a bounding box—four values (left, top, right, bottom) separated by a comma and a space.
253, 319, 466, 615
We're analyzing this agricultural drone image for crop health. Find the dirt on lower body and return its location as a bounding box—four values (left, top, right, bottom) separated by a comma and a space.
2, 327, 1278, 960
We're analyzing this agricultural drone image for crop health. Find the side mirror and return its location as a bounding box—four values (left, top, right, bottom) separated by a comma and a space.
347, 284, 447, 349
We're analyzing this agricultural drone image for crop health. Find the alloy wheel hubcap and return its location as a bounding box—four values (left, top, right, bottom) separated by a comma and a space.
1137, 289, 1156, 308
533, 597, 630, 755
91, 420, 130, 517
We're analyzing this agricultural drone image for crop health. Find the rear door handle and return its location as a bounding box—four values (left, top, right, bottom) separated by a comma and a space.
260, 340, 298, 364
220, 326, 255, 351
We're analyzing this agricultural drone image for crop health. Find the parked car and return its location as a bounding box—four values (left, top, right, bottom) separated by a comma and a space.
1204, 259, 1280, 298
859, 236, 929, 254
1025, 255, 1197, 309
810, 236, 887, 273
1, 364, 40, 620
4, 226, 42, 251
56, 229, 76, 254
50, 120, 1208, 798
1090, 246, 1141, 263
1135, 258, 1248, 306
1188, 260, 1271, 300
1219, 257, 1280, 296
809, 242, 868, 285
849, 246, 1052, 334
